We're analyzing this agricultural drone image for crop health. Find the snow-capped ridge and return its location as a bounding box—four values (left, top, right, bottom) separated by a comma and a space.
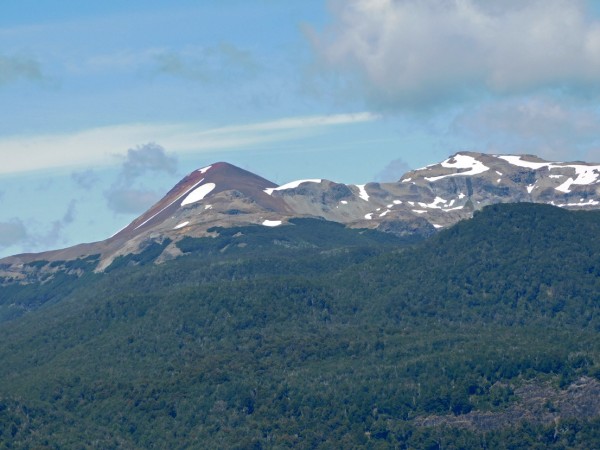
4, 153, 600, 273
424, 153, 490, 181
264, 179, 322, 195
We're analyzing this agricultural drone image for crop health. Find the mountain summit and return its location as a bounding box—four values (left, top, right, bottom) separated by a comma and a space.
112, 162, 281, 241
2, 152, 600, 272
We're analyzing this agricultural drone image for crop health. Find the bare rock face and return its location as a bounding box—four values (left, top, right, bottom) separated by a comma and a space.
2, 152, 600, 272
414, 376, 600, 432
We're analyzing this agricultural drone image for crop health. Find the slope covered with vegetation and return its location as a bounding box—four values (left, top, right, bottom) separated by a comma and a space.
0, 205, 599, 448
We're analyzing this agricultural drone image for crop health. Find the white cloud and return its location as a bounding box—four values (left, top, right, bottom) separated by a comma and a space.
311, 0, 600, 109
454, 96, 600, 160
0, 113, 378, 175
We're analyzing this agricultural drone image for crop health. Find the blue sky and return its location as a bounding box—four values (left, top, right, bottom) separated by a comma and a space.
2, 0, 600, 257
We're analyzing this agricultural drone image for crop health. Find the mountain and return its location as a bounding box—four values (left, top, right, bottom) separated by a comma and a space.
1, 203, 599, 448
2, 152, 600, 274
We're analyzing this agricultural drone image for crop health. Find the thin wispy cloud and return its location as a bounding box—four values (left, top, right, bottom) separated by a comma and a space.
0, 112, 379, 175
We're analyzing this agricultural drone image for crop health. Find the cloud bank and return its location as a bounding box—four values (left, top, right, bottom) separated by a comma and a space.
311, 0, 600, 109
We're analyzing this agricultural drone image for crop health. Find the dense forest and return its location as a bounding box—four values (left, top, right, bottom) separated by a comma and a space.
0, 204, 599, 448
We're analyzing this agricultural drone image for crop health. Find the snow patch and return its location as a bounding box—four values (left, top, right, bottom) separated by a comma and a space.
340, 200, 348, 205
549, 174, 563, 179
134, 177, 208, 230
424, 154, 490, 182
401, 178, 412, 183
181, 183, 216, 206
553, 199, 600, 207
497, 155, 551, 169
205, 204, 213, 210
527, 184, 535, 194
567, 166, 600, 188
356, 184, 369, 201
264, 179, 322, 195
432, 224, 444, 229
499, 155, 600, 193
379, 209, 391, 217
412, 209, 427, 214
428, 196, 447, 208
110, 224, 128, 238
364, 213, 373, 220
458, 193, 466, 199
262, 220, 282, 227
393, 200, 402, 205
556, 178, 575, 193
197, 165, 212, 174
174, 221, 189, 230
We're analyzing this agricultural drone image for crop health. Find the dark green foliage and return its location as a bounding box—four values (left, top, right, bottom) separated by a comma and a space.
24, 260, 49, 269
0, 204, 599, 448
177, 217, 408, 255
0, 272, 82, 323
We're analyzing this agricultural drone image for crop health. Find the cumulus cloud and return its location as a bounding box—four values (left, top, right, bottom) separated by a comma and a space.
453, 97, 600, 160
374, 158, 410, 182
104, 143, 177, 215
0, 219, 28, 249
121, 142, 178, 180
71, 169, 100, 190
0, 54, 45, 85
310, 0, 600, 109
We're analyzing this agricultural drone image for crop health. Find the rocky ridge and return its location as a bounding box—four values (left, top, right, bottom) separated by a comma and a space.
2, 151, 600, 274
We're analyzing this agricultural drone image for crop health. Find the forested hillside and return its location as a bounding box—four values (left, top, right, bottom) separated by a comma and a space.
0, 204, 599, 448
